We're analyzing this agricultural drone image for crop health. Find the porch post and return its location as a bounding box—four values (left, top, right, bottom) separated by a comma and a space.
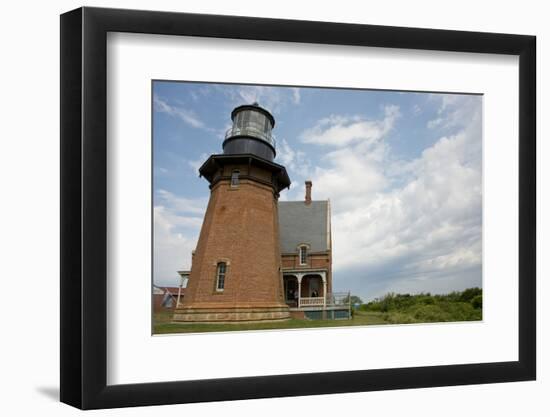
176, 272, 185, 307
297, 274, 303, 308
321, 272, 327, 308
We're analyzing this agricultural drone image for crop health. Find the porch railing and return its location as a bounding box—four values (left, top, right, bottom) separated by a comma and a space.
326, 292, 352, 306
299, 297, 325, 307
295, 292, 351, 309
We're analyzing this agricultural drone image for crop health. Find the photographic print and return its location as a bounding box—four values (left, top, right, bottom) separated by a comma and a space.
60, 9, 536, 407
152, 81, 482, 334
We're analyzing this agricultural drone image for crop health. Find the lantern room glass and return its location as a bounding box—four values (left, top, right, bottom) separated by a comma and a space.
225, 108, 275, 148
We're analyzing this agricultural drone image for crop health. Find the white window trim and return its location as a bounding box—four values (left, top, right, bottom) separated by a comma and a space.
299, 245, 308, 266
230, 170, 240, 188
215, 262, 226, 292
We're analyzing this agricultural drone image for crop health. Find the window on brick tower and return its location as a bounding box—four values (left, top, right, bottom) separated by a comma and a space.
216, 262, 226, 291
231, 170, 240, 187
299, 246, 307, 265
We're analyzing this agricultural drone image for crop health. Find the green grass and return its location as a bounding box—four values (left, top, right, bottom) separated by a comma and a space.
153, 310, 388, 334
153, 288, 482, 334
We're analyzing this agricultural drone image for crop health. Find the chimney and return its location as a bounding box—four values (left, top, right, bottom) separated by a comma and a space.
305, 180, 312, 205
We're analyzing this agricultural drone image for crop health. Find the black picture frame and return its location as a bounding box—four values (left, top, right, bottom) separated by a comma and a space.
60, 6, 536, 410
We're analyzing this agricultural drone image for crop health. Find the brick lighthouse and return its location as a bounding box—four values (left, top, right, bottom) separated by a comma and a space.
173, 103, 292, 322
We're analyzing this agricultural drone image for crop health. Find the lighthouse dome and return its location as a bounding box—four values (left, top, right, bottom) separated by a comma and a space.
222, 103, 276, 161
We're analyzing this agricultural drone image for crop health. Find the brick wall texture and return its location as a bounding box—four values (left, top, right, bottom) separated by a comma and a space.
176, 175, 290, 321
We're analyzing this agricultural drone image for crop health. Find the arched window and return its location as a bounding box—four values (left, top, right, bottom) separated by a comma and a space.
231, 170, 240, 187
216, 262, 226, 291
299, 246, 307, 265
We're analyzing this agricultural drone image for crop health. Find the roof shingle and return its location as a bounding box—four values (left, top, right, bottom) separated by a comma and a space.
278, 201, 330, 254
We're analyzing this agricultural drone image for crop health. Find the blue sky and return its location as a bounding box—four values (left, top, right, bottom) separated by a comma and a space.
153, 81, 482, 301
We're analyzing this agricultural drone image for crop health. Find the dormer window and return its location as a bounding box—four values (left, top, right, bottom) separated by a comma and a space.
231, 170, 240, 187
299, 246, 307, 265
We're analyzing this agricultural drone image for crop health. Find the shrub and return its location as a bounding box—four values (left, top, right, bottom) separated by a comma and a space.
471, 294, 482, 309
361, 288, 483, 324
459, 287, 482, 303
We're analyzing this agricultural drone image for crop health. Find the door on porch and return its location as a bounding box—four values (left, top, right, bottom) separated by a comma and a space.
302, 275, 323, 298
283, 276, 298, 307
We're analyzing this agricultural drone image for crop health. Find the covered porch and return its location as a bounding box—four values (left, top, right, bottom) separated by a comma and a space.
283, 271, 349, 310
283, 271, 326, 308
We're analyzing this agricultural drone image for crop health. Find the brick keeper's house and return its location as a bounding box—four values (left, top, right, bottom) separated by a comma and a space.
173, 103, 351, 323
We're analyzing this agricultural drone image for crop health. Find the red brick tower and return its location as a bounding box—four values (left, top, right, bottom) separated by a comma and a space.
173, 103, 291, 322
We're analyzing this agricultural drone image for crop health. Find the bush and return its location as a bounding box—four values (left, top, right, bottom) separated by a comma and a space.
361, 288, 483, 324
471, 294, 482, 309
459, 287, 482, 303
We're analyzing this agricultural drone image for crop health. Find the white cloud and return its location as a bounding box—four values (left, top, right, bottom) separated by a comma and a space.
311, 145, 389, 209
153, 190, 208, 285
154, 206, 199, 285
300, 97, 482, 298
297, 105, 399, 207
427, 94, 480, 131
427, 117, 443, 129
333, 126, 481, 272
154, 95, 205, 129
187, 153, 209, 173
275, 138, 311, 180
300, 105, 400, 147
218, 85, 302, 115
189, 91, 200, 102
231, 86, 284, 114
291, 88, 301, 104
156, 189, 208, 215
